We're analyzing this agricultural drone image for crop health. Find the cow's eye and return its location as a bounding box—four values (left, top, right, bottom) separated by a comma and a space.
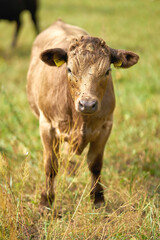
67, 67, 72, 74
105, 68, 111, 76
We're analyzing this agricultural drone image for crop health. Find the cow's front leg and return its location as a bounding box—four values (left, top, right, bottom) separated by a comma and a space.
87, 120, 113, 208
39, 112, 59, 208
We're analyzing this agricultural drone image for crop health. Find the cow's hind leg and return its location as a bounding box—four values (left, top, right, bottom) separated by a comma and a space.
87, 120, 113, 208
39, 112, 59, 208
30, 9, 39, 34
12, 18, 21, 47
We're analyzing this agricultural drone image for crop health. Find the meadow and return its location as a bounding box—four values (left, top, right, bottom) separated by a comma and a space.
0, 0, 160, 239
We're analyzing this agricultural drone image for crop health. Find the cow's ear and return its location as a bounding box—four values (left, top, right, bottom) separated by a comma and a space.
110, 48, 139, 68
40, 48, 67, 67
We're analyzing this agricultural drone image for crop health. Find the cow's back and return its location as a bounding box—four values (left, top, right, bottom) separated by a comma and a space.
0, 0, 24, 20
30, 20, 88, 55
27, 20, 88, 118
0, 0, 38, 20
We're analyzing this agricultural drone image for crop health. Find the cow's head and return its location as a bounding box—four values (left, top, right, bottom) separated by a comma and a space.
40, 36, 139, 115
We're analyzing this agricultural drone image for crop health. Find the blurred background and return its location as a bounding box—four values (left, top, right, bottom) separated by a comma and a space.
0, 0, 160, 239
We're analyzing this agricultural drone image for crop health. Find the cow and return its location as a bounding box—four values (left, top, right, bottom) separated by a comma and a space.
27, 20, 139, 209
0, 0, 39, 47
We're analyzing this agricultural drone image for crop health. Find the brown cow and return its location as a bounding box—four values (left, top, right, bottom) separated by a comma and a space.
27, 20, 139, 208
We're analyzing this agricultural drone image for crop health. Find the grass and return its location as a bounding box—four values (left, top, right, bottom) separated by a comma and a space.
0, 0, 160, 239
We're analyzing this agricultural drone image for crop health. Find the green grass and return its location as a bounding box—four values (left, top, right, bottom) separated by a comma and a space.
0, 0, 160, 239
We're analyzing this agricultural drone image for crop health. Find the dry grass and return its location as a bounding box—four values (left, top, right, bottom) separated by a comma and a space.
0, 144, 159, 239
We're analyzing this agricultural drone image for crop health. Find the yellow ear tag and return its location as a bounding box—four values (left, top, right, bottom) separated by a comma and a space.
114, 60, 122, 67
53, 56, 65, 67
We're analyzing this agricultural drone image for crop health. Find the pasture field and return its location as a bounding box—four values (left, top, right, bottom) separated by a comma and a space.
0, 0, 160, 239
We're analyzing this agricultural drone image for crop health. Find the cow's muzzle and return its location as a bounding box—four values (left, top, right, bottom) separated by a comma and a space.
78, 99, 98, 114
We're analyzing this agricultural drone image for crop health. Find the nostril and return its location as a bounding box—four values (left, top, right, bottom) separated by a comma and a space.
79, 100, 85, 111
91, 101, 97, 110
79, 101, 84, 107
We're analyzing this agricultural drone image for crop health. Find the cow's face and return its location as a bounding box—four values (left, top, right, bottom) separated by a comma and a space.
40, 36, 139, 115
66, 37, 111, 114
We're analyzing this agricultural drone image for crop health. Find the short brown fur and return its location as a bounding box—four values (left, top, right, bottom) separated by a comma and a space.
27, 20, 139, 208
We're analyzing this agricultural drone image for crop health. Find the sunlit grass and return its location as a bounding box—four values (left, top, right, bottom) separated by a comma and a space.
0, 0, 160, 239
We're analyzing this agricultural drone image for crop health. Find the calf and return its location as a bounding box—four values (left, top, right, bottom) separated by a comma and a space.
27, 20, 139, 208
0, 0, 39, 47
